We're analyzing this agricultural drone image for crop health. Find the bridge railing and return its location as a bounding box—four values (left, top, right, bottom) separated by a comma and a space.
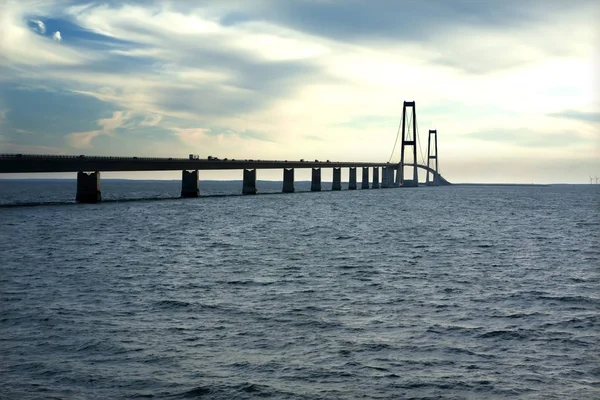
0, 154, 390, 163
0, 154, 189, 161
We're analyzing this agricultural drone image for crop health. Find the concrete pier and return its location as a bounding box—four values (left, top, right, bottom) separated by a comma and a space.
362, 167, 369, 189
372, 167, 380, 188
400, 165, 418, 187
243, 169, 257, 194
76, 171, 101, 203
348, 167, 357, 190
402, 179, 419, 187
311, 168, 322, 191
282, 168, 295, 193
181, 170, 199, 197
381, 167, 390, 188
332, 167, 342, 190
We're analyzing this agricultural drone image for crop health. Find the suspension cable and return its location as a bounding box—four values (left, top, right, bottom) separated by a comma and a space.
416, 117, 426, 166
387, 113, 403, 163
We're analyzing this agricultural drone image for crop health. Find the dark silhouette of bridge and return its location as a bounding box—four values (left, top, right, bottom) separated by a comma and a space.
0, 101, 450, 202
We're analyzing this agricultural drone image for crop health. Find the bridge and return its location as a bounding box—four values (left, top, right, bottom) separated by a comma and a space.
0, 101, 450, 202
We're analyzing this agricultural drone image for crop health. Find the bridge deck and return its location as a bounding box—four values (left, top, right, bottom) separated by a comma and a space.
0, 154, 437, 174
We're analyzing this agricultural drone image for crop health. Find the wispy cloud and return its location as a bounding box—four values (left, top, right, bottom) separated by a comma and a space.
67, 110, 132, 148
172, 127, 278, 158
465, 128, 590, 148
1, 2, 88, 67
0, 142, 68, 154
30, 19, 46, 34
0, 0, 597, 182
140, 114, 162, 127
548, 109, 600, 123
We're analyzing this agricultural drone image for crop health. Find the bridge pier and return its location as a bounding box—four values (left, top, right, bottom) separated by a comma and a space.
401, 165, 418, 187
282, 168, 295, 193
372, 167, 379, 188
243, 169, 257, 195
381, 167, 390, 188
311, 168, 322, 191
348, 167, 357, 190
181, 170, 199, 197
76, 171, 101, 203
332, 167, 342, 190
361, 167, 369, 189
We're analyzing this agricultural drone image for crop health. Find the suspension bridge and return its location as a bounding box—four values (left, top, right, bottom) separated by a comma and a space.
0, 101, 450, 203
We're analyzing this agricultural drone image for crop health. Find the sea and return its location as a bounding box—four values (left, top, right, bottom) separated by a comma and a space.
0, 180, 599, 399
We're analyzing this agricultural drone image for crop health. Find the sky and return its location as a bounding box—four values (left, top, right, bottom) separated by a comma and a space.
0, 0, 598, 183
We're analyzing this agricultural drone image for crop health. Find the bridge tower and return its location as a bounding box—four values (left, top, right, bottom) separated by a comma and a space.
426, 130, 439, 186
397, 101, 419, 187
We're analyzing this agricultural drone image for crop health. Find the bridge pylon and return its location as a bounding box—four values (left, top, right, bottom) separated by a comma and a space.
426, 130, 439, 186
397, 101, 419, 187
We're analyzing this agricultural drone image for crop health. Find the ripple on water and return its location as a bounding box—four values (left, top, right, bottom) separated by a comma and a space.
0, 183, 599, 399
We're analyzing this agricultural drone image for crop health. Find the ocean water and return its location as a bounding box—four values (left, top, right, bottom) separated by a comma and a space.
0, 181, 599, 399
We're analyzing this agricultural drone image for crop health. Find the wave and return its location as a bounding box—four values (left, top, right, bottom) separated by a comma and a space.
174, 382, 300, 399
155, 300, 192, 308
477, 329, 536, 340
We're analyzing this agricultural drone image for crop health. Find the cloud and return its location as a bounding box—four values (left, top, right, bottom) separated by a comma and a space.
464, 128, 591, 148
0, 2, 89, 67
30, 19, 46, 34
67, 110, 132, 148
52, 31, 62, 42
140, 114, 162, 127
0, 0, 597, 182
66, 129, 102, 148
548, 110, 600, 123
223, 0, 598, 74
0, 142, 68, 154
172, 126, 279, 158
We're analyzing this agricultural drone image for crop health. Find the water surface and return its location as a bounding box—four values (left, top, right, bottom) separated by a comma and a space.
1, 182, 598, 399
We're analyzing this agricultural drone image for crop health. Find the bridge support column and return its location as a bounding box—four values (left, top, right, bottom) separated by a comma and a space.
399, 101, 419, 186
361, 167, 369, 189
372, 167, 380, 188
348, 167, 357, 190
243, 169, 257, 195
311, 168, 321, 191
282, 168, 295, 193
76, 171, 101, 203
401, 164, 418, 187
181, 170, 199, 197
426, 129, 439, 186
332, 167, 342, 190
381, 167, 389, 188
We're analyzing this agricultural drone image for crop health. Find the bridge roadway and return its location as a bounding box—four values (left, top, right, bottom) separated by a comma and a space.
0, 154, 449, 203
0, 154, 437, 174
